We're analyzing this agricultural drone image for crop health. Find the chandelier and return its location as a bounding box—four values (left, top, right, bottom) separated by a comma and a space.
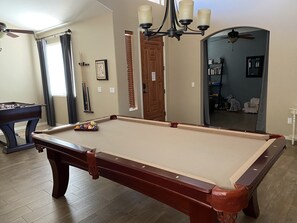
138, 0, 211, 40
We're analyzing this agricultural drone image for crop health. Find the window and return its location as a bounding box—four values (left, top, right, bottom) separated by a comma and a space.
148, 0, 165, 5
125, 31, 137, 110
46, 42, 66, 96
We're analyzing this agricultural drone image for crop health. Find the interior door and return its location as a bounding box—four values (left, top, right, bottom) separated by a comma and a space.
140, 34, 165, 121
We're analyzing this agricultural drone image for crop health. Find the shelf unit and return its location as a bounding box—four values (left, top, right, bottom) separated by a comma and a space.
208, 59, 224, 111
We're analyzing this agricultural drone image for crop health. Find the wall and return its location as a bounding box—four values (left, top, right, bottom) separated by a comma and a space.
208, 30, 267, 105
1, 0, 164, 126
98, 0, 165, 118
166, 0, 297, 136
2, 0, 296, 137
0, 21, 46, 125
35, 12, 119, 124
0, 22, 39, 103
166, 35, 201, 124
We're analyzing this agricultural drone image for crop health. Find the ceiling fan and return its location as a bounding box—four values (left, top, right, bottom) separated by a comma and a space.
222, 29, 255, 43
0, 22, 34, 38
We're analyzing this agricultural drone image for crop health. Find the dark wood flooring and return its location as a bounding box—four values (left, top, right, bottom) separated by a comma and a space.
0, 137, 296, 222
210, 110, 258, 132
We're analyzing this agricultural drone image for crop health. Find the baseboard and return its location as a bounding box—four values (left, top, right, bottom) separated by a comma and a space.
285, 135, 295, 144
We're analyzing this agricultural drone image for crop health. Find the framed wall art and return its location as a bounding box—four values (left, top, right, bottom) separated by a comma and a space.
246, 56, 264, 78
95, 59, 108, 80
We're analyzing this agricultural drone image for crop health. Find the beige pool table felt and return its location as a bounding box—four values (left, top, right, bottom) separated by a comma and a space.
45, 117, 274, 189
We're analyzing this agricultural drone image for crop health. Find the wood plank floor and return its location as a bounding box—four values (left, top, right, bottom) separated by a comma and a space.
210, 110, 258, 132
0, 138, 296, 223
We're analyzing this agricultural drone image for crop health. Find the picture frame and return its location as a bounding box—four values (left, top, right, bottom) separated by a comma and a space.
95, 59, 108, 80
246, 56, 264, 78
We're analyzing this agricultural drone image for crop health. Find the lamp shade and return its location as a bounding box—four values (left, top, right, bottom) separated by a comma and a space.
197, 9, 211, 26
179, 0, 194, 21
138, 5, 153, 25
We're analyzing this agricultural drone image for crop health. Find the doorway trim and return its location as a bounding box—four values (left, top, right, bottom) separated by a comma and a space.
200, 26, 270, 132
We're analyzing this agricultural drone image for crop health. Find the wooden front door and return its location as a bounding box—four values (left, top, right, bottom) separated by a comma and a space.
140, 34, 165, 121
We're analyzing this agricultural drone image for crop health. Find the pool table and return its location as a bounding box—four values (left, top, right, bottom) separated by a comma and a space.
32, 115, 286, 223
0, 102, 42, 153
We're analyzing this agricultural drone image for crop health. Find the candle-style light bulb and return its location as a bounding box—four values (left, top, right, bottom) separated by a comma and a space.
197, 9, 211, 29
138, 5, 153, 28
179, 0, 194, 25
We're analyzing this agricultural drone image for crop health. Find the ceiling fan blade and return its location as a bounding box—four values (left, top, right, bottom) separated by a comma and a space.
217, 36, 229, 40
6, 29, 34, 34
239, 36, 255, 40
238, 33, 254, 37
6, 32, 19, 38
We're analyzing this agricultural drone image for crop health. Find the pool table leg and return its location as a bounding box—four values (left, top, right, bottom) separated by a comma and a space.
0, 123, 18, 148
243, 189, 260, 218
25, 119, 39, 143
47, 150, 70, 198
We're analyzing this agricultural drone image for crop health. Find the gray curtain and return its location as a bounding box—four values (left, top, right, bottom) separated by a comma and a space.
256, 32, 270, 132
60, 34, 78, 124
36, 39, 56, 126
202, 40, 210, 125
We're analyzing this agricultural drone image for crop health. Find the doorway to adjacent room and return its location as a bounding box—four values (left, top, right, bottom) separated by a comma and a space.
202, 27, 270, 132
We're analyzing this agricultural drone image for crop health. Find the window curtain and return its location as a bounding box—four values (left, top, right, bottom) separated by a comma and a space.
60, 34, 78, 124
202, 40, 210, 125
36, 39, 56, 126
256, 32, 270, 132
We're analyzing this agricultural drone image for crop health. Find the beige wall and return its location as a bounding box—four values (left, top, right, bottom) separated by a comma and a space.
165, 0, 297, 137
35, 12, 119, 123
34, 0, 164, 124
101, 0, 296, 136
0, 21, 46, 123
0, 21, 40, 103
2, 0, 296, 137
98, 0, 165, 118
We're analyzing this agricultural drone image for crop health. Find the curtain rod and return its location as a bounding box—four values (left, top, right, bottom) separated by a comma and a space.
35, 29, 72, 41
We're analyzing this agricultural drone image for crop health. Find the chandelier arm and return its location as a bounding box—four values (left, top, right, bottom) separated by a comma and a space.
139, 0, 210, 40
148, 32, 169, 39
183, 31, 203, 35
173, 0, 183, 28
183, 30, 205, 36
170, 0, 178, 31
149, 31, 168, 36
187, 27, 199, 32
155, 0, 170, 33
186, 27, 205, 35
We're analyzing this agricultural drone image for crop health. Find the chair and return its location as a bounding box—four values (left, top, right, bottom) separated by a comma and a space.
243, 98, 260, 114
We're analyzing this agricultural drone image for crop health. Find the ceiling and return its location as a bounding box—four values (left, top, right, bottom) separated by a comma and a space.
0, 0, 111, 32
0, 0, 214, 33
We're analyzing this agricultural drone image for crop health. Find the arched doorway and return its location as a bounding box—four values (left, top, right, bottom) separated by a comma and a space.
201, 27, 270, 132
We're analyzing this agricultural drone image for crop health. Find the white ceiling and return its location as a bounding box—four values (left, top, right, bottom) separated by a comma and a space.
0, 0, 216, 33
0, 0, 111, 32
